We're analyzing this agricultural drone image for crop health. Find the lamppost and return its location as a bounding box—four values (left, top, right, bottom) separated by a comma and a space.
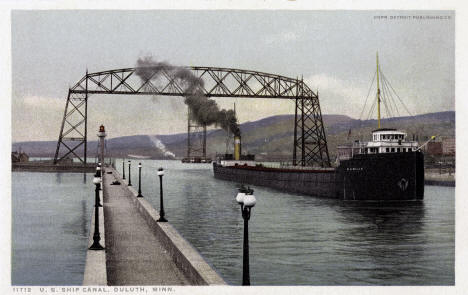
236, 186, 256, 286
96, 164, 102, 191
95, 166, 101, 178
137, 163, 143, 198
157, 168, 167, 222
128, 160, 132, 186
122, 159, 126, 180
94, 166, 102, 207
89, 176, 104, 250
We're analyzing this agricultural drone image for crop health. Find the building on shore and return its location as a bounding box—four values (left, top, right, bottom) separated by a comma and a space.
442, 137, 455, 156
422, 137, 455, 156
426, 141, 443, 156
12, 151, 29, 163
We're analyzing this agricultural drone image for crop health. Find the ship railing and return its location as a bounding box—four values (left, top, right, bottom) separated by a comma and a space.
256, 161, 334, 171
351, 142, 367, 149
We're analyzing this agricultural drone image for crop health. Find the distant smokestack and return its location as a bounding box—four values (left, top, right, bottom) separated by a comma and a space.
234, 135, 241, 161
135, 56, 240, 136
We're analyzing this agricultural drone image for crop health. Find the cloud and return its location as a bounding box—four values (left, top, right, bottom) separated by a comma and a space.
262, 31, 298, 45
306, 74, 365, 102
304, 74, 370, 118
12, 95, 65, 142
19, 95, 65, 110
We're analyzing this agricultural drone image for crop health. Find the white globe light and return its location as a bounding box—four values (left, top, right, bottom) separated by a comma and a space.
96, 166, 101, 171
138, 163, 142, 168
157, 168, 164, 176
243, 194, 256, 208
236, 192, 245, 204
93, 177, 101, 184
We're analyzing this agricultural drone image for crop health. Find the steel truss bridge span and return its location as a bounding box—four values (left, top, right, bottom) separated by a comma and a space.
54, 66, 330, 167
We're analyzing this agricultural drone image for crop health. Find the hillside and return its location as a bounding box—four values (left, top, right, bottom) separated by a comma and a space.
12, 111, 455, 161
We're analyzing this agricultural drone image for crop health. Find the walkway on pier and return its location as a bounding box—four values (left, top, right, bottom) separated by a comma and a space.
102, 168, 190, 285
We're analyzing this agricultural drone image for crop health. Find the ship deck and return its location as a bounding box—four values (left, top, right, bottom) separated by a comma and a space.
222, 163, 336, 173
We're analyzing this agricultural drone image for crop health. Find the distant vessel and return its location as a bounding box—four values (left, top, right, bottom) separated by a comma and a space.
127, 154, 152, 159
213, 54, 426, 201
181, 157, 212, 163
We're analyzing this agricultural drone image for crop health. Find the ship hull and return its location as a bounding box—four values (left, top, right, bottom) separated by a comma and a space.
338, 151, 424, 201
213, 163, 341, 198
213, 151, 424, 201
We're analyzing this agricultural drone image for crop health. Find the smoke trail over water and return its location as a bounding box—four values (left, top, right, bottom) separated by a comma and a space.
135, 56, 240, 136
147, 135, 176, 159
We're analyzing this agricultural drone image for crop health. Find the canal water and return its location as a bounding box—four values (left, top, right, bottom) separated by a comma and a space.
12, 172, 93, 285
12, 160, 455, 285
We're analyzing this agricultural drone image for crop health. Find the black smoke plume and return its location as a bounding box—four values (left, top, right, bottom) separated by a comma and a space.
135, 56, 240, 136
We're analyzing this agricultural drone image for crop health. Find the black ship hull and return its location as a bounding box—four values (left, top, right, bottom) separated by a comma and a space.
338, 151, 424, 201
213, 151, 424, 201
213, 163, 341, 198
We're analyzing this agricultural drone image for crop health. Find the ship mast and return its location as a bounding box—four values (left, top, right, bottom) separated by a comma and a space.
376, 52, 381, 129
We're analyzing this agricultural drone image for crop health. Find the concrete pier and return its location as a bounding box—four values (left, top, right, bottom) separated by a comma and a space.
425, 172, 456, 187
12, 162, 97, 173
83, 166, 226, 286
103, 168, 190, 285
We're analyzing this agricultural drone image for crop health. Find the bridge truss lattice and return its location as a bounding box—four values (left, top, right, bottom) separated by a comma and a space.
53, 66, 330, 167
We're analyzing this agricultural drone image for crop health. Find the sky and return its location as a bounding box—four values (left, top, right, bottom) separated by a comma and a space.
11, 10, 455, 142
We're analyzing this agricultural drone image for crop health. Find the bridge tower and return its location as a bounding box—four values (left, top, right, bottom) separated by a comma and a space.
292, 79, 329, 167
53, 74, 89, 165
186, 108, 207, 161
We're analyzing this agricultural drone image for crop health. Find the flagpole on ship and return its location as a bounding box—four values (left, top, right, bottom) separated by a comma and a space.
376, 52, 381, 129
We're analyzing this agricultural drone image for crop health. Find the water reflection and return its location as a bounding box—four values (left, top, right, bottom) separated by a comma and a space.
55, 172, 62, 184
81, 200, 88, 237
337, 201, 426, 233
332, 202, 427, 284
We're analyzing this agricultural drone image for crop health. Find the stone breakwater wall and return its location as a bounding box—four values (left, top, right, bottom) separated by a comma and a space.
12, 162, 97, 173
114, 168, 226, 285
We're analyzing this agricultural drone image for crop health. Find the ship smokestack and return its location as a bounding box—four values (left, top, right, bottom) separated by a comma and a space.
234, 135, 241, 161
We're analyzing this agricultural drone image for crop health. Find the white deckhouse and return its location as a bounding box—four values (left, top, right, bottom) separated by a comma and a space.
357, 128, 418, 154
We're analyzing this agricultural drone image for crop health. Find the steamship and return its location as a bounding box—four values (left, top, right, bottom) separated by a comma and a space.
213, 54, 426, 201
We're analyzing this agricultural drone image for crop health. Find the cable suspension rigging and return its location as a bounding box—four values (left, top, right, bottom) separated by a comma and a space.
380, 70, 414, 117
359, 61, 415, 126
358, 69, 377, 121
